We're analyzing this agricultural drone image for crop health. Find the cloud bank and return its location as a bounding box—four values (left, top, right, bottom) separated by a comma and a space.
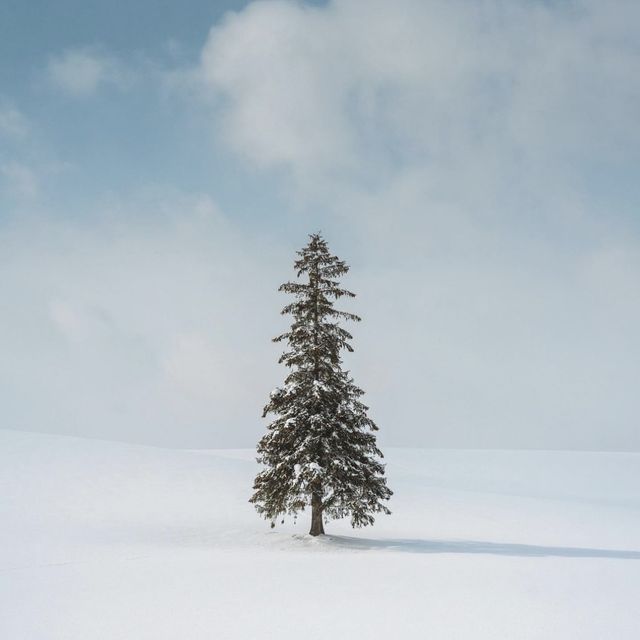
0, 191, 287, 447
2, 0, 639, 449
193, 0, 640, 449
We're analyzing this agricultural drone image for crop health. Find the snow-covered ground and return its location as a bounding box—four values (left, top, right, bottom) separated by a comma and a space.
1, 429, 639, 639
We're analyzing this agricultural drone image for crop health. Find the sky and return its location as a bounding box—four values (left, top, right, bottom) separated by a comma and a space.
1, 0, 639, 450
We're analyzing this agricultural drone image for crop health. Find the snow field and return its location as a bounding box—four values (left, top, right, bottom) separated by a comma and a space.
1, 430, 639, 639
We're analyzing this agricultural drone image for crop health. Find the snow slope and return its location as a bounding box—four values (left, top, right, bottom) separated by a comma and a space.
1, 429, 639, 639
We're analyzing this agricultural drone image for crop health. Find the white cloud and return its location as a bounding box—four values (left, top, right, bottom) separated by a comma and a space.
0, 161, 39, 199
200, 1, 357, 179
0, 105, 29, 138
49, 299, 115, 343
47, 48, 130, 96
199, 0, 640, 199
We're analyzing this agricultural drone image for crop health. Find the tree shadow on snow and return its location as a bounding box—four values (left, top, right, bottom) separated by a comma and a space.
323, 535, 640, 559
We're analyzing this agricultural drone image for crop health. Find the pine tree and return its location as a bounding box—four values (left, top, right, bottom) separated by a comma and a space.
250, 233, 392, 536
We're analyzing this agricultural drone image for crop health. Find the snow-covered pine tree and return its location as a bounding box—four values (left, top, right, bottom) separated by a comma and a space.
250, 233, 392, 536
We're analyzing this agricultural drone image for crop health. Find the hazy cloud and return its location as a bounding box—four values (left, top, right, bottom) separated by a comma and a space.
0, 161, 39, 199
0, 190, 286, 447
47, 48, 131, 96
0, 104, 29, 139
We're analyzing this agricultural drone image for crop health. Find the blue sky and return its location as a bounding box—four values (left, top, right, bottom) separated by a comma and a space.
0, 0, 282, 222
1, 0, 639, 449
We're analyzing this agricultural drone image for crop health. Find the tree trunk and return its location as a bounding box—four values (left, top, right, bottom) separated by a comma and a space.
309, 490, 325, 536
309, 257, 325, 538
